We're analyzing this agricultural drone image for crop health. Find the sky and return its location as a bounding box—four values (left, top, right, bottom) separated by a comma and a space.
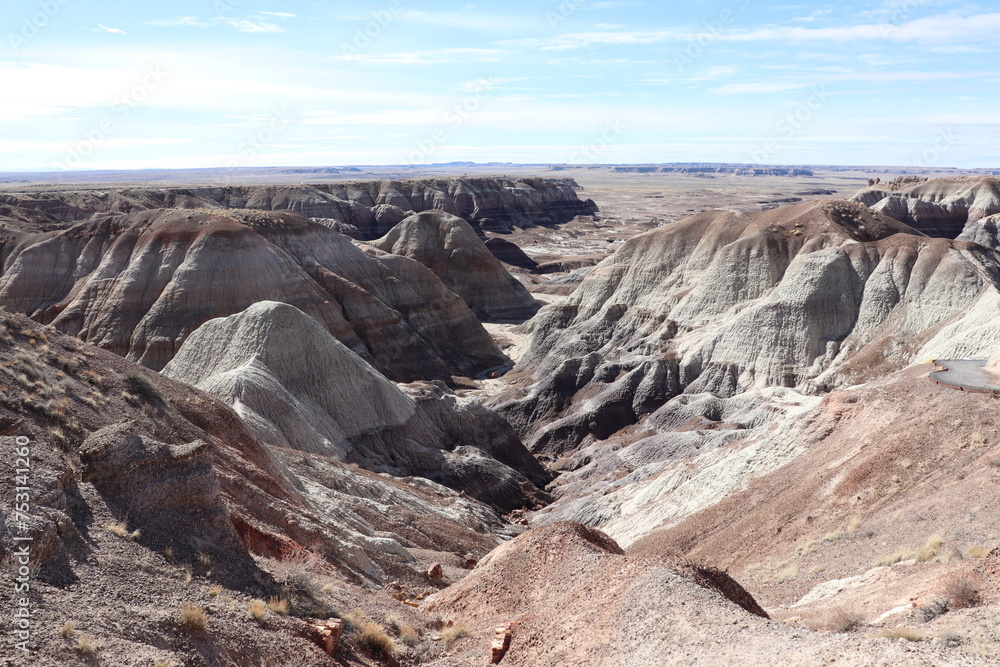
1, 0, 998, 171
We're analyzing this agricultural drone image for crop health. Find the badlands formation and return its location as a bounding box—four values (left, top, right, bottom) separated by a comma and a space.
4, 174, 1000, 665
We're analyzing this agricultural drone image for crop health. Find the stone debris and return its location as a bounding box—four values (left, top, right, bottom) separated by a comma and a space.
491, 623, 513, 664
306, 618, 343, 655
427, 562, 444, 579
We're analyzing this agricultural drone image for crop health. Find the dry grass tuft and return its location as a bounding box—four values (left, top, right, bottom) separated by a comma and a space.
917, 534, 944, 562
197, 551, 212, 569
75, 634, 98, 656
357, 620, 396, 660
208, 584, 223, 597
826, 607, 863, 633
266, 597, 290, 615
248, 599, 268, 622
107, 521, 140, 540
441, 623, 471, 649
179, 604, 208, 632
386, 616, 420, 647
966, 545, 990, 559
878, 627, 925, 642
60, 621, 76, 638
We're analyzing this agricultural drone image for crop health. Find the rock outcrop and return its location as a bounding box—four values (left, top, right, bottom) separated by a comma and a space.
162, 301, 550, 511
484, 237, 539, 271
0, 208, 508, 380
368, 211, 540, 321
494, 200, 1000, 456
852, 176, 1000, 239
0, 177, 598, 238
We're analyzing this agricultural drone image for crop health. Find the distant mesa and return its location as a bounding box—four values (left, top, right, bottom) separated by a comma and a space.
0, 176, 598, 239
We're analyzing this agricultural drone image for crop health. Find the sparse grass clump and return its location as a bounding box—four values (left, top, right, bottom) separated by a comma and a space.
357, 620, 396, 660
441, 623, 470, 648
249, 599, 268, 622
386, 616, 420, 647
875, 549, 914, 567
75, 633, 98, 656
878, 627, 925, 642
179, 604, 208, 632
106, 521, 140, 540
827, 607, 863, 633
197, 551, 212, 569
123, 371, 161, 401
60, 621, 76, 638
208, 584, 223, 597
267, 597, 289, 615
966, 545, 990, 559
917, 534, 944, 562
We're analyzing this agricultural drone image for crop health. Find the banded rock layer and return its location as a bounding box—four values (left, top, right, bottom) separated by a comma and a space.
0, 208, 507, 379
368, 211, 540, 321
495, 200, 1000, 456
853, 176, 1000, 241
0, 177, 598, 238
162, 301, 550, 511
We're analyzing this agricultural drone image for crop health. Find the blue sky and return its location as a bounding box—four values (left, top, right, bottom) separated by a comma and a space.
2, 0, 998, 170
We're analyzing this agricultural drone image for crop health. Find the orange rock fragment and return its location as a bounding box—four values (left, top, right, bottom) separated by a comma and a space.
491, 623, 513, 664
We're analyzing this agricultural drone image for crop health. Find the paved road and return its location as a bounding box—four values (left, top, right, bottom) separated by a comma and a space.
930, 359, 1000, 395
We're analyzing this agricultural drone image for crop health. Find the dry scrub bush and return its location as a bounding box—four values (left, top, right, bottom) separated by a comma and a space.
209, 584, 223, 597
441, 623, 470, 648
827, 607, 863, 633
941, 573, 982, 610
60, 621, 76, 638
920, 598, 949, 622
180, 604, 208, 632
357, 620, 396, 660
123, 371, 161, 401
387, 616, 420, 647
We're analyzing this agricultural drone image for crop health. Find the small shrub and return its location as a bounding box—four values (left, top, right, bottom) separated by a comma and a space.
971, 432, 987, 445
878, 627, 925, 642
942, 573, 982, 609
249, 599, 267, 622
827, 607, 863, 633
267, 597, 289, 615
208, 584, 223, 597
440, 623, 470, 649
179, 604, 208, 632
60, 621, 76, 638
775, 565, 798, 582
939, 631, 963, 647
123, 371, 161, 401
197, 551, 212, 569
920, 598, 949, 622
357, 621, 396, 660
76, 634, 98, 656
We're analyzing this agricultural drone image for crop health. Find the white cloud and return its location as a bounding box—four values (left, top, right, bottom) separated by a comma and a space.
92, 25, 127, 35
256, 12, 297, 19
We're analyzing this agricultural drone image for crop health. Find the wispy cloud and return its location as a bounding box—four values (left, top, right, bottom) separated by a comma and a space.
709, 82, 807, 95
148, 16, 285, 33
333, 48, 503, 65
504, 12, 1000, 50
91, 25, 127, 35
256, 12, 297, 19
